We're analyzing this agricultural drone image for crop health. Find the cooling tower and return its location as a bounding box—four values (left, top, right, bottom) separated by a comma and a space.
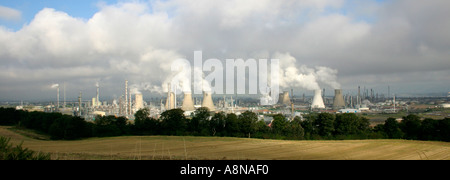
181, 92, 195, 111
333, 89, 345, 110
202, 91, 216, 111
135, 93, 144, 110
165, 92, 175, 110
311, 89, 325, 109
278, 91, 291, 106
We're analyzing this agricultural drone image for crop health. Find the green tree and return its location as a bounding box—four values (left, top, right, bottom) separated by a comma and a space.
160, 109, 187, 135
238, 111, 258, 138
288, 116, 304, 139
48, 116, 66, 140
301, 115, 316, 139
224, 113, 239, 136
63, 116, 91, 140
358, 116, 370, 134
438, 118, 450, 142
188, 107, 211, 135
134, 108, 159, 135
400, 114, 421, 140
135, 108, 150, 128
254, 120, 270, 138
271, 114, 288, 136
383, 117, 403, 139
0, 108, 20, 125
334, 113, 369, 136
315, 113, 335, 137
92, 115, 122, 137
420, 118, 439, 141
49, 115, 91, 140
210, 112, 226, 136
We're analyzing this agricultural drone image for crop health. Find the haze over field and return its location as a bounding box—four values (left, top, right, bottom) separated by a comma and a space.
0, 0, 449, 101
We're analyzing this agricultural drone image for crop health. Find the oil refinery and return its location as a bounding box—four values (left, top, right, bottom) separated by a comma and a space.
7, 79, 449, 126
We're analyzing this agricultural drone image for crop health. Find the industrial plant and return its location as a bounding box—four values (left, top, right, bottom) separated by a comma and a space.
7, 78, 449, 127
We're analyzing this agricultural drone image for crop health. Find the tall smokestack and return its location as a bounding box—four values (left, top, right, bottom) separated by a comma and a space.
78, 91, 82, 116
333, 89, 345, 110
167, 83, 171, 109
165, 92, 175, 110
129, 88, 132, 115
181, 92, 195, 111
358, 86, 361, 108
125, 80, 128, 116
135, 93, 144, 110
57, 85, 59, 110
202, 91, 215, 111
311, 89, 325, 109
51, 84, 60, 111
165, 83, 176, 110
96, 82, 100, 107
63, 82, 66, 108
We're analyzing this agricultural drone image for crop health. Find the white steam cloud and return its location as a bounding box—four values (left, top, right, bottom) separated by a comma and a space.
130, 82, 163, 95
276, 52, 341, 91
169, 65, 212, 94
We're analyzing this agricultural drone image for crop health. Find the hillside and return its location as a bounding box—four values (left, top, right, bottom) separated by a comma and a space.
1, 126, 449, 160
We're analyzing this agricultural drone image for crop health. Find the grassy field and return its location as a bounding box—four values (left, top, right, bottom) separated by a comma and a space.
1, 126, 449, 160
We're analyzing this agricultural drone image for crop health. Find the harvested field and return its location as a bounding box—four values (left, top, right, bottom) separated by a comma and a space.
1, 126, 449, 160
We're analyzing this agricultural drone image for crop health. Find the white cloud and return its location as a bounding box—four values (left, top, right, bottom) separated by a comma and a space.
0, 0, 450, 100
0, 5, 21, 21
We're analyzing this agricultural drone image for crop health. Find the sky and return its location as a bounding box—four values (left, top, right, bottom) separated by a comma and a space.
0, 0, 449, 102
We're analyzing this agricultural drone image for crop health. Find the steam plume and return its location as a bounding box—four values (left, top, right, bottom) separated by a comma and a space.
275, 52, 341, 90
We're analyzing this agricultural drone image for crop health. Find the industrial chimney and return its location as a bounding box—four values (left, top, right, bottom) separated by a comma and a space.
181, 92, 195, 111
333, 89, 345, 110
96, 82, 100, 107
311, 89, 325, 109
165, 83, 176, 110
125, 80, 128, 115
165, 92, 175, 110
202, 91, 216, 111
278, 91, 291, 106
135, 93, 144, 110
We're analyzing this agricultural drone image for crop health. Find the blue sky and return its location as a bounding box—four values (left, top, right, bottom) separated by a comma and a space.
0, 0, 118, 30
0, 0, 387, 31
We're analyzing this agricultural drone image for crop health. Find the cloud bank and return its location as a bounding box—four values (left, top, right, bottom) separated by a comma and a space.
0, 0, 449, 101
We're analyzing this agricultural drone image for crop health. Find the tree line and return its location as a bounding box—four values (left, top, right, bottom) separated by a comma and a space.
0, 107, 449, 142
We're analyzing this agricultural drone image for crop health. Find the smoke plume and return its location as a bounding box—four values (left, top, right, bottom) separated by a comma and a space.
169, 66, 212, 94
315, 66, 341, 89
275, 52, 341, 90
130, 82, 163, 94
